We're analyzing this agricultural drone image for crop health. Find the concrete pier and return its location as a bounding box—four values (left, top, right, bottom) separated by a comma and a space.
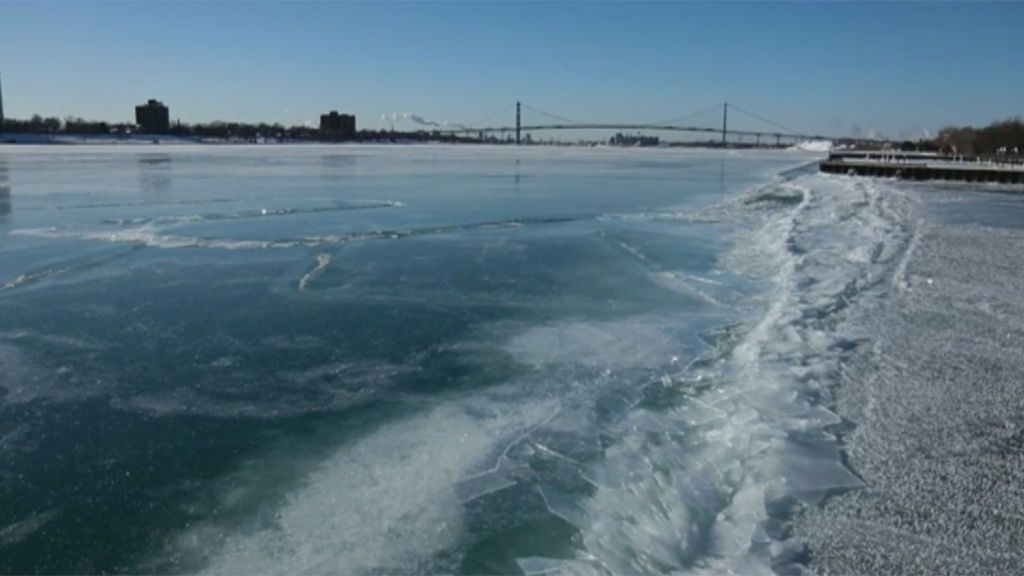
821, 152, 1024, 185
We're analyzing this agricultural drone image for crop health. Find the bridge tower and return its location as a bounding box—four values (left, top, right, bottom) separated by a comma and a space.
515, 101, 521, 145
0, 72, 5, 133
721, 102, 727, 148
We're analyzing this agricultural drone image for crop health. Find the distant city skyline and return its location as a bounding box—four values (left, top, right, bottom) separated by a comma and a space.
1, 2, 1022, 140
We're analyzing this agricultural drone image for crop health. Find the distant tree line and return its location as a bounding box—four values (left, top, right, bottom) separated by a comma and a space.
0, 116, 316, 140
2, 115, 72, 134
167, 121, 306, 141
0, 115, 501, 144
933, 117, 1024, 156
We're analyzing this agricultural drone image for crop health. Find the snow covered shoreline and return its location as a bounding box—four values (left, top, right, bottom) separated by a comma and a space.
792, 178, 1024, 574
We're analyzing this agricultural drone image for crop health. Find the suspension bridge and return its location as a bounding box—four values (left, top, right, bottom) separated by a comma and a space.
440, 101, 885, 146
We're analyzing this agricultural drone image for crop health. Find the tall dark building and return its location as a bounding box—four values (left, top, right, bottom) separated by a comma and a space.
135, 99, 170, 134
319, 111, 356, 141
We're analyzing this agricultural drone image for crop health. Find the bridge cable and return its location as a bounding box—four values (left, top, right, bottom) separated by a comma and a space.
651, 103, 725, 127
464, 104, 516, 129
726, 103, 804, 136
520, 103, 587, 126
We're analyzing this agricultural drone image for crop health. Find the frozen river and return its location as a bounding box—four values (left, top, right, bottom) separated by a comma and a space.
1, 145, 1021, 574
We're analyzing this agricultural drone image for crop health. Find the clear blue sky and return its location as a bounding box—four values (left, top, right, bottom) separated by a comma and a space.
1, 1, 1022, 139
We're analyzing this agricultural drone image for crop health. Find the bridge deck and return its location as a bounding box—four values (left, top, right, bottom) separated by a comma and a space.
447, 123, 835, 141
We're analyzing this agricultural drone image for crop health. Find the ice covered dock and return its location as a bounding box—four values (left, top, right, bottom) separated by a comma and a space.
821, 151, 1024, 185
